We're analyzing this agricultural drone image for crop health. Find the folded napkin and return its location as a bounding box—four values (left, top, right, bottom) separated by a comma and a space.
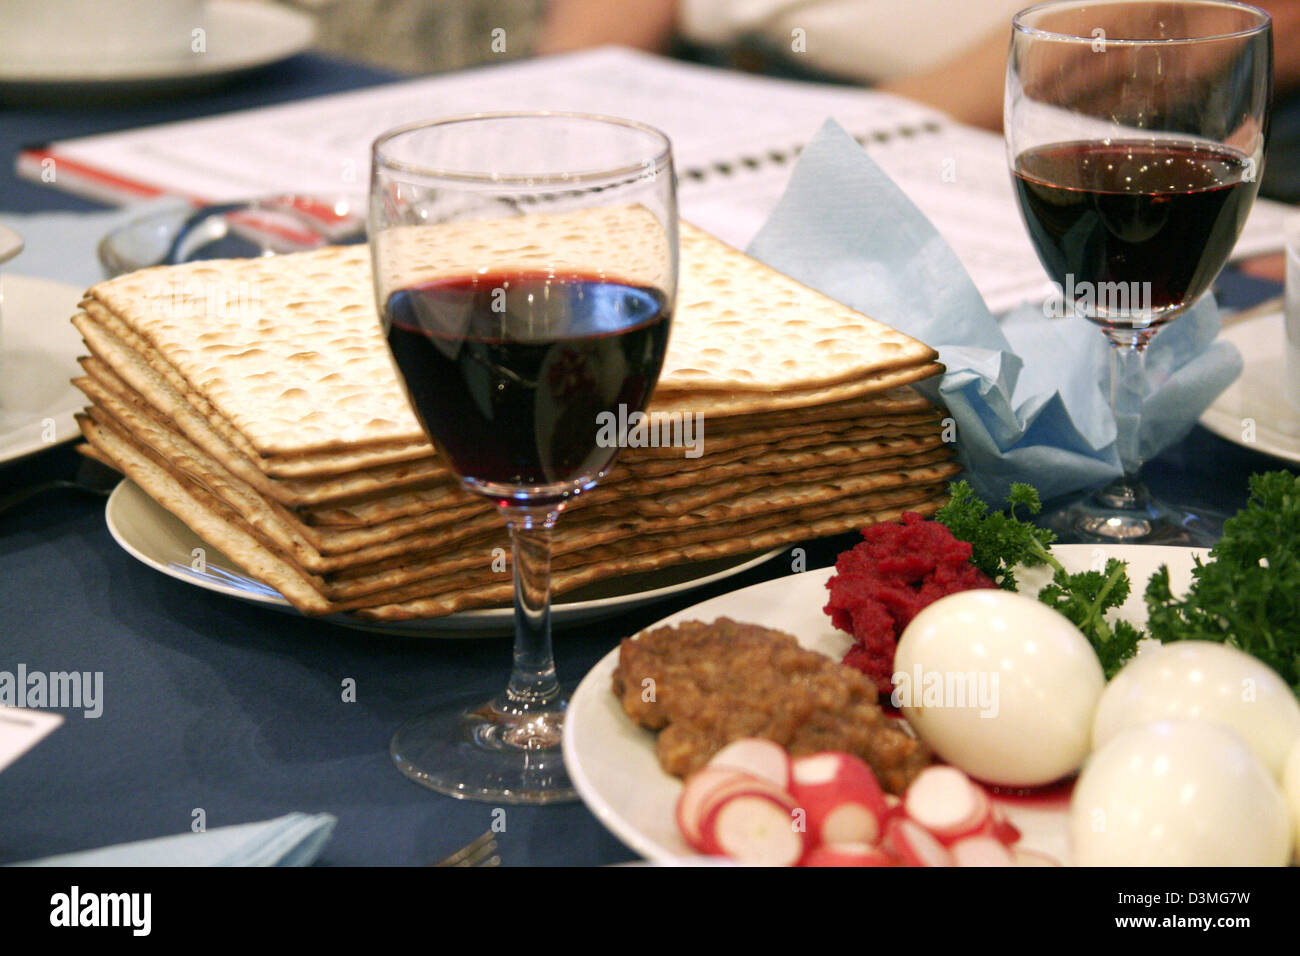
12, 812, 336, 867
746, 120, 1243, 504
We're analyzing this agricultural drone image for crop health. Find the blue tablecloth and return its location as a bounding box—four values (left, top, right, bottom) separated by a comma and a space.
0, 53, 1295, 867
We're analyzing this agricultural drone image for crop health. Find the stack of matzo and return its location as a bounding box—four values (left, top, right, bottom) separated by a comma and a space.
71, 216, 959, 621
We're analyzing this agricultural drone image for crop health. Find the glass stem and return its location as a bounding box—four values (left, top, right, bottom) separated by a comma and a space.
501, 505, 562, 714
1098, 327, 1155, 510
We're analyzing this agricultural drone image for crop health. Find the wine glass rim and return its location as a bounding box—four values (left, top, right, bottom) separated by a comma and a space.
371, 111, 674, 186
1012, 0, 1271, 44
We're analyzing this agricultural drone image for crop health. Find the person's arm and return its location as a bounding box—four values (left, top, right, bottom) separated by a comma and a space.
1256, 1, 1300, 92
882, 1, 1300, 132
877, 26, 1008, 131
535, 0, 679, 55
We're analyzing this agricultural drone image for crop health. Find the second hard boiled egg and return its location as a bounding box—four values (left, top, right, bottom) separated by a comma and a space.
1093, 640, 1300, 779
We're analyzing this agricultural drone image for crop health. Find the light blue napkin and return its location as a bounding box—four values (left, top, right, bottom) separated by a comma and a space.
0, 199, 187, 290
12, 812, 337, 867
746, 120, 1243, 504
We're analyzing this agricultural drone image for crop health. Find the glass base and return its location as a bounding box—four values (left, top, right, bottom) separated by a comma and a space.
391, 689, 577, 805
1039, 482, 1224, 547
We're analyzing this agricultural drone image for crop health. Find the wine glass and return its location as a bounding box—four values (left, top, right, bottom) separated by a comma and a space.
1006, 0, 1272, 543
369, 113, 677, 803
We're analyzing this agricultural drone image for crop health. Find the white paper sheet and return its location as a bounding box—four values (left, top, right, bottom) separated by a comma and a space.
23, 46, 1292, 314
0, 705, 63, 773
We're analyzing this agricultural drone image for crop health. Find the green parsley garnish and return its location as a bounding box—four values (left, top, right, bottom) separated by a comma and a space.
937, 473, 1300, 692
932, 481, 1055, 590
936, 480, 1142, 677
1143, 470, 1300, 696
1037, 562, 1144, 678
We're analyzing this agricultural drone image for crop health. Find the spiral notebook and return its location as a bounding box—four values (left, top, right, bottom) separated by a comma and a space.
17, 46, 1292, 314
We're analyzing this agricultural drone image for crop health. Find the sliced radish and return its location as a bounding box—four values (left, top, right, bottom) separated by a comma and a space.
802, 842, 896, 867
682, 774, 794, 854
883, 793, 905, 824
789, 752, 888, 845
700, 788, 806, 866
1012, 848, 1061, 867
989, 805, 1021, 846
707, 738, 792, 790
950, 835, 1015, 867
883, 818, 953, 866
904, 766, 990, 842
987, 806, 1019, 848
676, 767, 756, 851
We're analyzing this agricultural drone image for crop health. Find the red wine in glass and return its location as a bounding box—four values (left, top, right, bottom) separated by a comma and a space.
1013, 140, 1258, 330
372, 113, 677, 805
1006, 3, 1271, 541
386, 271, 671, 504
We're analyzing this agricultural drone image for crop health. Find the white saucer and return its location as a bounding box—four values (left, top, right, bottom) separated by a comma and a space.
1199, 308, 1300, 464
0, 275, 87, 465
105, 479, 785, 638
0, 1, 314, 92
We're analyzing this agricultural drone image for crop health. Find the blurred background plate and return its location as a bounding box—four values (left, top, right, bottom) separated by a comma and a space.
0, 1, 315, 101
1199, 308, 1300, 464
0, 274, 86, 463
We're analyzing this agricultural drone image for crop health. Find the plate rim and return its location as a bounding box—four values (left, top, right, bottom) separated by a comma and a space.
104, 477, 787, 635
0, 1, 315, 85
1199, 308, 1300, 464
563, 542, 1208, 864
0, 273, 88, 464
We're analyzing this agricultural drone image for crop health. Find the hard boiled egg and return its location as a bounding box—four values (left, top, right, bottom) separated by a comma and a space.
1070, 720, 1292, 866
1285, 739, 1300, 865
894, 589, 1104, 787
1092, 641, 1300, 779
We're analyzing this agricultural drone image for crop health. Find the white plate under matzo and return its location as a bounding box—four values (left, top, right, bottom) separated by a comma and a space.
105, 478, 783, 638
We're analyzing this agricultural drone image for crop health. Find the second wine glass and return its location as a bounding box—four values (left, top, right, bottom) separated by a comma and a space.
1006, 0, 1272, 543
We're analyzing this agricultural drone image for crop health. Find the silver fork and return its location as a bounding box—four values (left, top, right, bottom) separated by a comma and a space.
429, 830, 500, 867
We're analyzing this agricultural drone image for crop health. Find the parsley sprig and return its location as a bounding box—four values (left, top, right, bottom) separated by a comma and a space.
933, 481, 1054, 590
1037, 562, 1144, 677
935, 480, 1142, 676
937, 473, 1300, 692
1143, 471, 1300, 696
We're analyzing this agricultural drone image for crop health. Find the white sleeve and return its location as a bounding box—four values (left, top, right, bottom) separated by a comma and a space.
682, 0, 1026, 83
677, 0, 800, 44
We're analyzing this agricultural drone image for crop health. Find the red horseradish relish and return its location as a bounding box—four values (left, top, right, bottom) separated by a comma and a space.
824, 512, 996, 696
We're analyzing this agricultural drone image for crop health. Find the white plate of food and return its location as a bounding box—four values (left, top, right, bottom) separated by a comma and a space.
0, 274, 87, 464
105, 478, 785, 637
1199, 307, 1300, 464
564, 543, 1209, 866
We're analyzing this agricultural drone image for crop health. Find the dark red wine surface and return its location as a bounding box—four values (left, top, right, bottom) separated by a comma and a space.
386, 272, 670, 493
1013, 140, 1257, 325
